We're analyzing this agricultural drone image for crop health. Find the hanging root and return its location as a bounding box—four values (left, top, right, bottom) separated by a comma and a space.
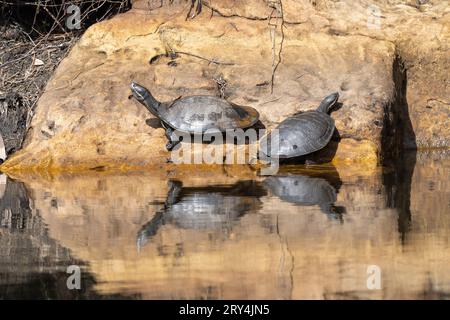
186, 0, 203, 20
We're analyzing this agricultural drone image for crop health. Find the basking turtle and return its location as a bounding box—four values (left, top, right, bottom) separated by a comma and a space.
130, 82, 260, 151
260, 92, 339, 159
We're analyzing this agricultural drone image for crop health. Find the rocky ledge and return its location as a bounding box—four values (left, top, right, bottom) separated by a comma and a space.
1, 0, 448, 172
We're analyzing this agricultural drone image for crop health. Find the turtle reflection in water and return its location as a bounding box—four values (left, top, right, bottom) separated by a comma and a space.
264, 167, 346, 221
137, 180, 266, 250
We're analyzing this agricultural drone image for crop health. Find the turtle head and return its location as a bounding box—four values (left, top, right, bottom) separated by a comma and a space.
317, 92, 339, 114
130, 82, 161, 117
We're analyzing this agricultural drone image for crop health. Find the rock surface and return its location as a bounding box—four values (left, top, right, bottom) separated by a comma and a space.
1, 0, 449, 171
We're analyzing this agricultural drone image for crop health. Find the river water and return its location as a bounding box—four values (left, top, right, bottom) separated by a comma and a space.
0, 151, 449, 299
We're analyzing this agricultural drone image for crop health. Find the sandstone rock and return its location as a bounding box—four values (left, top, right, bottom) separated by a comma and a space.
1, 0, 448, 171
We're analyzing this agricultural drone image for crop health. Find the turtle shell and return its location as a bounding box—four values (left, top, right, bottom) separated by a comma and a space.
260, 110, 335, 158
158, 96, 259, 134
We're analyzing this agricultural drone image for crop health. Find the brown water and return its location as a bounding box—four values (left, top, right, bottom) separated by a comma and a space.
0, 152, 449, 299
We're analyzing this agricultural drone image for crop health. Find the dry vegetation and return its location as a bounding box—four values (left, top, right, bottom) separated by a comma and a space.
0, 1, 131, 154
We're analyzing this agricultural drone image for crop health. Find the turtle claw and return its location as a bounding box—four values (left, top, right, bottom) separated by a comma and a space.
166, 140, 182, 151
166, 142, 175, 151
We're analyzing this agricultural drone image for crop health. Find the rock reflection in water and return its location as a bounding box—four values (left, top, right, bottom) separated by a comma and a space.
383, 150, 417, 242
0, 174, 33, 229
263, 166, 345, 220
0, 174, 139, 299
137, 180, 266, 250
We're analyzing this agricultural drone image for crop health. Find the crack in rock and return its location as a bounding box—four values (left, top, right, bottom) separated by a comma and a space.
269, 0, 285, 94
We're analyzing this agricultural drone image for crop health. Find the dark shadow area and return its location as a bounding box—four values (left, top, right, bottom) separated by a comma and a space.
0, 93, 28, 155
137, 180, 266, 250
382, 55, 417, 243
165, 129, 266, 154
383, 150, 416, 243
0, 271, 140, 300
381, 55, 417, 159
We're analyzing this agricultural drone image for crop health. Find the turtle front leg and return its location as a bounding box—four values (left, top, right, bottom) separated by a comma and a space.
165, 126, 180, 151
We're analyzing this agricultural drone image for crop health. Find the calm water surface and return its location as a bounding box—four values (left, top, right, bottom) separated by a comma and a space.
0, 152, 449, 299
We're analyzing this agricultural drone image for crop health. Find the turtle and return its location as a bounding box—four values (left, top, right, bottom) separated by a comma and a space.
259, 92, 339, 159
136, 180, 265, 250
130, 82, 260, 151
